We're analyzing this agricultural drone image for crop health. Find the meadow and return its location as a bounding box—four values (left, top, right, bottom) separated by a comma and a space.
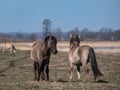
0, 41, 120, 90
1, 41, 120, 53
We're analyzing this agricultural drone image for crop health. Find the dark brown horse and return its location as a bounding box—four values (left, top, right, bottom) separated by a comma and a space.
31, 36, 57, 81
68, 34, 103, 82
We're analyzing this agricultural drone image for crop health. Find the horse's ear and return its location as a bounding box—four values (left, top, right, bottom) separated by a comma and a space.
44, 36, 49, 45
44, 37, 47, 42
70, 34, 73, 38
44, 36, 52, 46
49, 36, 52, 40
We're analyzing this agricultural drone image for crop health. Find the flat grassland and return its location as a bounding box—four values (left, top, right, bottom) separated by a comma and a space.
0, 41, 120, 53
0, 41, 120, 90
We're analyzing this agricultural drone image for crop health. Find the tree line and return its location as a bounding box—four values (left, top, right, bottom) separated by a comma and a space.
0, 27, 120, 42
0, 19, 120, 42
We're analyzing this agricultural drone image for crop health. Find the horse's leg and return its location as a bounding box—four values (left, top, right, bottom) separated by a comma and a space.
45, 65, 49, 81
2, 47, 5, 53
12, 49, 15, 56
38, 65, 44, 81
77, 65, 81, 81
33, 61, 38, 80
83, 64, 90, 81
40, 71, 45, 81
70, 63, 73, 82
11, 48, 15, 56
10, 48, 12, 54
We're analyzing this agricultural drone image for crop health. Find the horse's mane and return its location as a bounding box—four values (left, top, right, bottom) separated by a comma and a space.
32, 40, 43, 47
44, 36, 57, 46
32, 36, 56, 47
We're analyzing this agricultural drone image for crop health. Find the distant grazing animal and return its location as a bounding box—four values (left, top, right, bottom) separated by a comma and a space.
31, 36, 57, 81
68, 34, 103, 82
2, 43, 16, 56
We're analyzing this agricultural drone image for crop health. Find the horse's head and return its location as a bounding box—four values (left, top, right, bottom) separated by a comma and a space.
44, 36, 57, 54
70, 34, 80, 46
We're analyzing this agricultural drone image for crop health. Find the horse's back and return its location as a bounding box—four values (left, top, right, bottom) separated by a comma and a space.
32, 40, 43, 47
79, 45, 94, 64
5, 43, 12, 48
32, 40, 45, 50
79, 45, 91, 53
79, 45, 91, 56
31, 40, 45, 61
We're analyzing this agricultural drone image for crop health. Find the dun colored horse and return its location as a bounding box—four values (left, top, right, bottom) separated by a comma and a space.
31, 36, 57, 81
2, 43, 16, 56
69, 34, 103, 82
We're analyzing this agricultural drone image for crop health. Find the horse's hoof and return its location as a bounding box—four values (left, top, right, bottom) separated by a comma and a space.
45, 78, 49, 81
34, 78, 37, 81
78, 79, 81, 82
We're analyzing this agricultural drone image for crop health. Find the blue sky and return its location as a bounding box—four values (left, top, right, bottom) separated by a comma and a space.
0, 0, 120, 33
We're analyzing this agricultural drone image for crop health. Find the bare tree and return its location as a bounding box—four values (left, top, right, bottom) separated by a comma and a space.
42, 19, 52, 38
114, 29, 120, 40
99, 27, 113, 40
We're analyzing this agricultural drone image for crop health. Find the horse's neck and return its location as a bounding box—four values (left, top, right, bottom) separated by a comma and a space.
43, 44, 51, 57
69, 44, 79, 51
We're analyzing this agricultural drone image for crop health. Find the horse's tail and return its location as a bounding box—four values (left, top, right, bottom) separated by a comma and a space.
90, 48, 103, 79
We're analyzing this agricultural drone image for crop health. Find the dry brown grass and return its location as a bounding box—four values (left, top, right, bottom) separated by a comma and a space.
0, 50, 120, 90
58, 41, 120, 53
0, 41, 120, 53
57, 41, 120, 47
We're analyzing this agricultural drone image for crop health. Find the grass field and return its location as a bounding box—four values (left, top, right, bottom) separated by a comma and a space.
0, 41, 120, 53
0, 50, 120, 90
